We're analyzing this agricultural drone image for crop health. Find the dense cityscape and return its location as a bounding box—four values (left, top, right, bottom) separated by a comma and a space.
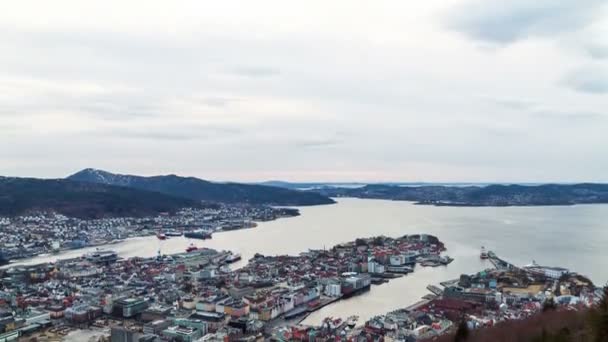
0, 223, 600, 342
0, 205, 298, 264
3, 1, 608, 340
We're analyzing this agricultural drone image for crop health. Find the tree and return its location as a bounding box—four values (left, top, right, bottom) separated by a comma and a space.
589, 285, 608, 342
454, 320, 469, 342
543, 297, 557, 312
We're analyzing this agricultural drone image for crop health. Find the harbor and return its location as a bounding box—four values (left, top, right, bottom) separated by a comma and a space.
0, 233, 453, 341
0, 198, 607, 340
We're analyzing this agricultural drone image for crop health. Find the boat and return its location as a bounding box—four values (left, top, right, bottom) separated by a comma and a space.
186, 244, 198, 253
341, 274, 371, 298
480, 246, 489, 259
156, 232, 167, 240
165, 230, 183, 237
283, 306, 308, 319
225, 253, 241, 264
184, 230, 212, 240
440, 255, 454, 265
420, 260, 442, 267
51, 241, 61, 254
346, 316, 359, 328
85, 249, 118, 264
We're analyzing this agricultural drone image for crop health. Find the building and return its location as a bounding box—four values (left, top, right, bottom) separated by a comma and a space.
368, 261, 386, 274
111, 326, 142, 342
113, 298, 149, 318
324, 283, 342, 297
65, 305, 102, 324
143, 320, 172, 335
162, 326, 203, 342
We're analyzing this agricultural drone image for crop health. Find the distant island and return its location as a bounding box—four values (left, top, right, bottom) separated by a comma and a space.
311, 183, 608, 206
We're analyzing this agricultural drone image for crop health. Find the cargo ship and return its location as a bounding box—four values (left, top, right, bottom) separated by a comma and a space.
341, 273, 371, 298
184, 231, 212, 240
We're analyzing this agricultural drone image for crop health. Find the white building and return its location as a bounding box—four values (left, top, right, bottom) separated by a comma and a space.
325, 283, 342, 297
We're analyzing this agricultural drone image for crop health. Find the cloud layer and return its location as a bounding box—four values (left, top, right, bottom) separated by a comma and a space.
0, 0, 607, 182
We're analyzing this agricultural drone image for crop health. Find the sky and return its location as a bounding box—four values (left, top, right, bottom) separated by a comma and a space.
1, 0, 607, 182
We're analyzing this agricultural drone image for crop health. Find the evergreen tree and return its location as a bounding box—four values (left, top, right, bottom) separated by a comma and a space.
590, 285, 608, 342
454, 320, 469, 342
543, 297, 557, 312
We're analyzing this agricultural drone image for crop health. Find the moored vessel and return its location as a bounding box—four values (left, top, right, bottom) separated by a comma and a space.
480, 246, 489, 259
184, 230, 212, 240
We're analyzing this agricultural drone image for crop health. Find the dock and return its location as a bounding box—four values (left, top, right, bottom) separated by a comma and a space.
405, 299, 430, 312
426, 284, 444, 296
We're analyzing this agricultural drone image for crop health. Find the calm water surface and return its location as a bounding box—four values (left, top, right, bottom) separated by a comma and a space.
7, 199, 608, 324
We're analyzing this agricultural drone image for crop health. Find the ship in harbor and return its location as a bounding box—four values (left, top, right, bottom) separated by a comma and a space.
225, 252, 241, 264
184, 230, 212, 240
51, 241, 61, 254
341, 273, 371, 298
480, 246, 489, 259
84, 249, 118, 265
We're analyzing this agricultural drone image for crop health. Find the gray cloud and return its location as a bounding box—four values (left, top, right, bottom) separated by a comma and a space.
492, 98, 536, 111
586, 44, 608, 59
562, 67, 608, 94
199, 97, 240, 108
231, 66, 281, 78
84, 123, 243, 142
532, 110, 606, 123
1, 2, 608, 182
445, 0, 606, 44
294, 138, 343, 149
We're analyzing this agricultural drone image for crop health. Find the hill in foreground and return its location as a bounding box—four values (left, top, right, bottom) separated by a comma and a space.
68, 169, 335, 206
0, 177, 200, 219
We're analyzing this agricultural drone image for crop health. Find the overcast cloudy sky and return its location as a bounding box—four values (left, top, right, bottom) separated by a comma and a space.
1, 0, 607, 182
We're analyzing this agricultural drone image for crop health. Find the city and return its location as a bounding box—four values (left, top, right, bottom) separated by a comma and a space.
2, 0, 608, 341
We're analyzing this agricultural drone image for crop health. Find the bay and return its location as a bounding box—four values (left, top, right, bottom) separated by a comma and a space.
6, 198, 608, 324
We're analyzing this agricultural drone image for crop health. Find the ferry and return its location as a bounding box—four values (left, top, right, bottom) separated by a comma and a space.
51, 241, 61, 254
225, 252, 242, 264
184, 230, 212, 240
346, 316, 359, 328
480, 246, 489, 259
341, 274, 371, 298
85, 249, 118, 265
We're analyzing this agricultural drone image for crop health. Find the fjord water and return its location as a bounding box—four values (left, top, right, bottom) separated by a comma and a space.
9, 198, 608, 323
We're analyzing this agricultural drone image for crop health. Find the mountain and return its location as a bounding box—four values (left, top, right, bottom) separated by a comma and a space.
313, 183, 608, 206
0, 177, 201, 219
68, 169, 335, 206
